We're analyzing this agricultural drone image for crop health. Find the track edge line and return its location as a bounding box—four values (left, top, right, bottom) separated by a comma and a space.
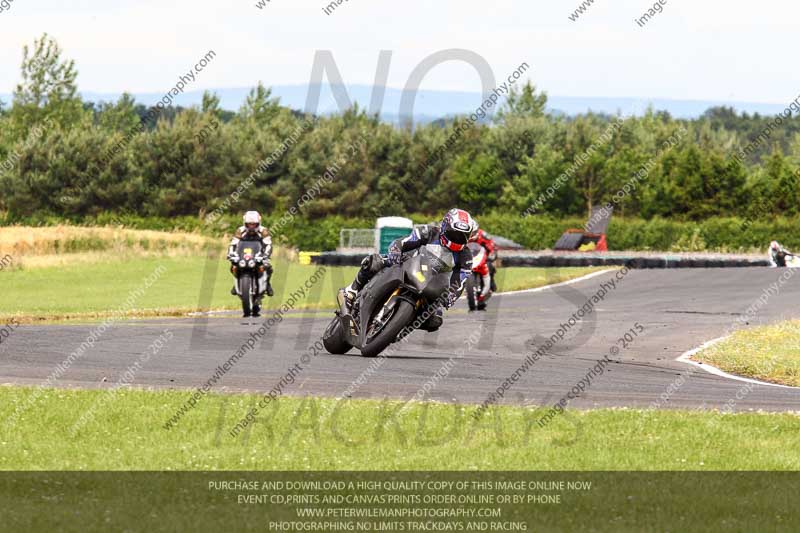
676, 336, 798, 389
497, 268, 617, 296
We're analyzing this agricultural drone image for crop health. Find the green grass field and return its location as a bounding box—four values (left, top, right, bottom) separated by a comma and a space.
2, 387, 799, 470
696, 320, 800, 387
0, 256, 605, 322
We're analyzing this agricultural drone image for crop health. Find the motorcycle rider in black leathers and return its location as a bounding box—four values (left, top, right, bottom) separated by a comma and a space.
343, 209, 478, 332
769, 240, 794, 267
227, 211, 274, 305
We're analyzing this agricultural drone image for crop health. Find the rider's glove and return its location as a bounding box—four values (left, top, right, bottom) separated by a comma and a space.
386, 239, 404, 264
228, 253, 239, 262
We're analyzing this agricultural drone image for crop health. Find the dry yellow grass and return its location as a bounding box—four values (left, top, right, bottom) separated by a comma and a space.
0, 225, 214, 257
0, 225, 296, 270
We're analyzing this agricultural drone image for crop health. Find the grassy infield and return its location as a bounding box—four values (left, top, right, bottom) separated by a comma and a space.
696, 320, 800, 387
0, 227, 798, 471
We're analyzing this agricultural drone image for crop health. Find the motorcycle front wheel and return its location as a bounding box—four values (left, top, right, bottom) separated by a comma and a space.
466, 273, 479, 311
239, 275, 254, 317
360, 299, 416, 358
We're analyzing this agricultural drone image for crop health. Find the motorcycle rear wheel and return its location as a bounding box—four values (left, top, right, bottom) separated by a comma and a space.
323, 317, 353, 354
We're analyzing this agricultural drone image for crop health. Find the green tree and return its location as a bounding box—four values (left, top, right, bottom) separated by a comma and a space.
98, 93, 140, 133
11, 33, 85, 132
239, 82, 282, 124
495, 81, 547, 124
450, 153, 504, 214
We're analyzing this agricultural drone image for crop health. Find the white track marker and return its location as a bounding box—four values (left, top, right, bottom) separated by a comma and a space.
498, 268, 616, 296
676, 336, 797, 389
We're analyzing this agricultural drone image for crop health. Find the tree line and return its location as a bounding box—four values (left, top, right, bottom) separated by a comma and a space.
1, 34, 799, 229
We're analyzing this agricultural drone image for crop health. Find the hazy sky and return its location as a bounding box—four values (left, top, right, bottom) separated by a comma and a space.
0, 0, 798, 104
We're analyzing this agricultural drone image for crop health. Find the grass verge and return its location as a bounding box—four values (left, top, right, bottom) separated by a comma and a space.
1, 386, 799, 470
695, 320, 800, 387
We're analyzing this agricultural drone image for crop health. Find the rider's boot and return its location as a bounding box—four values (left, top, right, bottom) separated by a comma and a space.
418, 307, 443, 332
265, 265, 274, 297
343, 283, 359, 313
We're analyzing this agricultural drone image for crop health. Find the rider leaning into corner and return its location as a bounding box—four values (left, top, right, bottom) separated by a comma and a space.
227, 210, 274, 297
471, 227, 498, 292
769, 240, 794, 267
343, 208, 479, 332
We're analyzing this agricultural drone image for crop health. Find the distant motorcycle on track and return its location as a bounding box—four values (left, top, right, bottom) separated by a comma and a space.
769, 241, 800, 268
465, 242, 492, 311
229, 240, 270, 317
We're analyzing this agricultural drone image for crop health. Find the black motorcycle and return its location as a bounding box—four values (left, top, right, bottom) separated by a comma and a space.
323, 245, 453, 357
229, 240, 269, 317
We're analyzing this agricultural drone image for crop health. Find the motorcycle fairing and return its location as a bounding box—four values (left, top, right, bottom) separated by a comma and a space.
233, 240, 265, 297
332, 266, 403, 349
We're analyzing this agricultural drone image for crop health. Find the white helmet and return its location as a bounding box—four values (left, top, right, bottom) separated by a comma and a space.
243, 211, 261, 229
770, 240, 781, 252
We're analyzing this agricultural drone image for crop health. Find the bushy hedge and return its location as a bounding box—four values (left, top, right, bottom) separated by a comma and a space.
479, 213, 799, 252
2, 211, 795, 252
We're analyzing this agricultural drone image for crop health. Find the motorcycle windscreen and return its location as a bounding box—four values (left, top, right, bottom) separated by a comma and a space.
237, 240, 263, 258
468, 242, 486, 267
420, 244, 455, 272
404, 249, 450, 302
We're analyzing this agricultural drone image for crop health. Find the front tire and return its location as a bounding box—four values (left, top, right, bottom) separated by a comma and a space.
239, 275, 253, 317
466, 274, 478, 311
323, 317, 352, 354
360, 299, 417, 358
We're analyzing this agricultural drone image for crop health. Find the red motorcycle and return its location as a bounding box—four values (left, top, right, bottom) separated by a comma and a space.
466, 242, 493, 311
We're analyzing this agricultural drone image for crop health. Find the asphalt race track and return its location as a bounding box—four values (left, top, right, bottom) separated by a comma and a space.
2, 268, 799, 411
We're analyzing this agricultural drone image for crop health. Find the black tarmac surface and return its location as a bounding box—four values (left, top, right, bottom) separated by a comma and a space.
2, 268, 799, 411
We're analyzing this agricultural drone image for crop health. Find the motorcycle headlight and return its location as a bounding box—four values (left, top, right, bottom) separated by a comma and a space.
238, 259, 246, 268
248, 260, 256, 268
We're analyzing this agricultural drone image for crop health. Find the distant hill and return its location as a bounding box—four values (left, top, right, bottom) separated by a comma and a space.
1, 85, 790, 123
